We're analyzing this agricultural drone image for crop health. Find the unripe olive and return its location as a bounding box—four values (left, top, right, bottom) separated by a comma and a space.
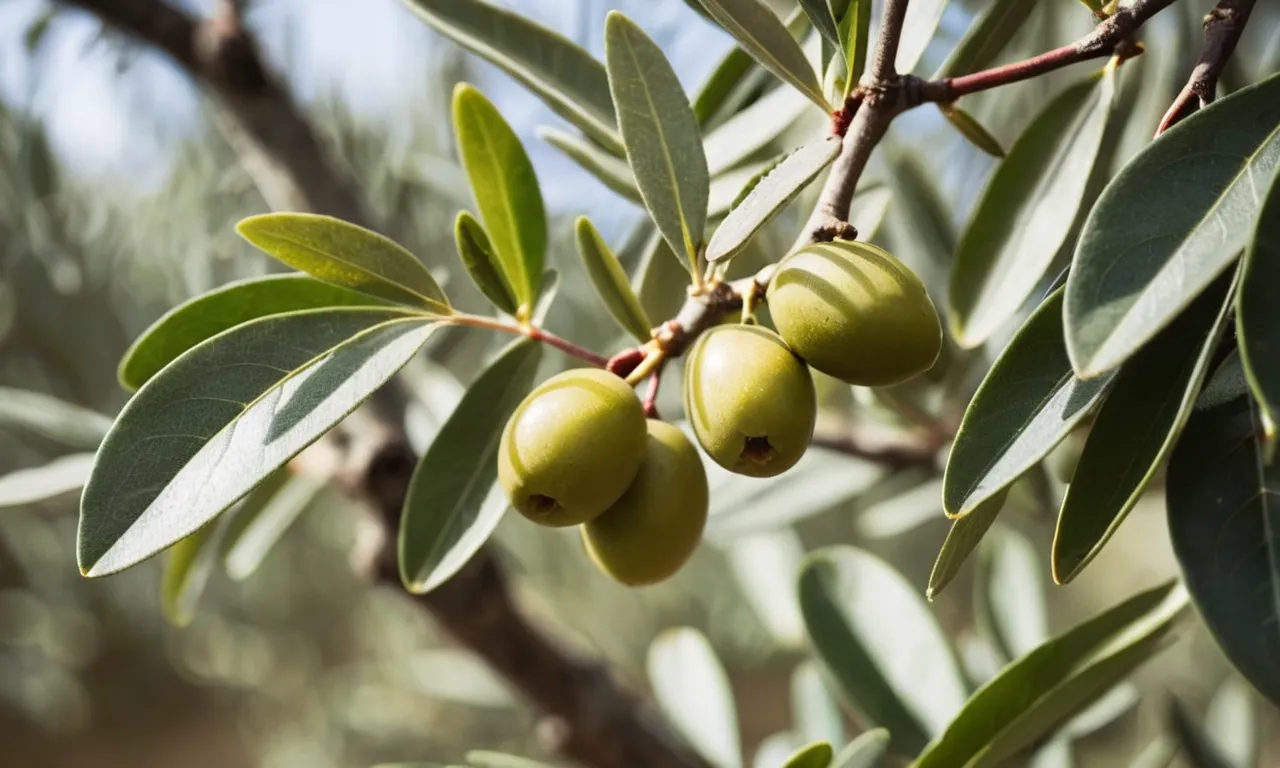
768, 239, 942, 387
684, 325, 816, 477
582, 420, 709, 586
499, 368, 646, 526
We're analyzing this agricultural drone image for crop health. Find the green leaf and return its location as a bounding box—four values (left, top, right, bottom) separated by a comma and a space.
699, 0, 828, 109
1205, 677, 1259, 768
707, 137, 841, 263
933, 0, 1040, 79
220, 467, 328, 580
454, 211, 518, 316
0, 389, 111, 449
976, 527, 1047, 660
705, 84, 813, 177
78, 308, 437, 577
0, 453, 95, 508
1237, 168, 1280, 439
911, 581, 1189, 768
119, 274, 389, 390
1166, 355, 1280, 707
940, 105, 1006, 158
831, 730, 890, 768
1066, 72, 1280, 376
693, 45, 757, 127
756, 733, 807, 768
896, 0, 949, 75
575, 217, 653, 342
799, 546, 967, 755
792, 661, 845, 746
634, 229, 691, 324
160, 519, 225, 627
400, 0, 621, 154
1076, 0, 1104, 14
949, 70, 1115, 348
236, 214, 449, 313
452, 84, 546, 315
399, 340, 540, 594
782, 742, 834, 768
883, 149, 956, 281
798, 0, 841, 54
927, 491, 1009, 599
605, 13, 709, 269
723, 529, 807, 646
648, 627, 743, 768
538, 126, 642, 205
837, 0, 872, 92
1168, 698, 1234, 768
466, 752, 555, 768
1131, 738, 1177, 768
944, 290, 1115, 517
1052, 272, 1235, 583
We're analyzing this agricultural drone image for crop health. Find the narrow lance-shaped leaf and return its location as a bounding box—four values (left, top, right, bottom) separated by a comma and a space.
1167, 698, 1236, 768
1237, 167, 1280, 441
950, 69, 1115, 348
927, 491, 1009, 599
798, 0, 841, 54
400, 0, 622, 154
799, 546, 968, 755
0, 389, 111, 448
699, 0, 828, 109
453, 84, 547, 316
707, 137, 841, 263
161, 518, 227, 627
1205, 677, 1259, 768
538, 126, 642, 205
455, 211, 518, 316
944, 289, 1116, 517
236, 214, 449, 313
1052, 271, 1235, 584
781, 742, 834, 768
792, 661, 845, 746
0, 453, 95, 508
1066, 72, 1280, 377
119, 274, 390, 390
896, 0, 949, 75
399, 339, 541, 594
838, 0, 871, 95
911, 581, 1189, 768
832, 730, 890, 768
79, 308, 437, 577
934, 0, 1041, 79
220, 466, 330, 580
940, 104, 1006, 158
606, 12, 709, 272
693, 44, 757, 127
1167, 352, 1280, 707
648, 627, 744, 768
575, 217, 653, 342
704, 85, 812, 177
976, 527, 1047, 659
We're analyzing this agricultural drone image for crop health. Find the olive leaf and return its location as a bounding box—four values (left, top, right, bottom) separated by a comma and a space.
0, 453, 95, 508
940, 104, 1006, 158
0, 388, 112, 448
896, 0, 949, 75
575, 217, 653, 342
606, 12, 709, 272
934, 0, 1040, 79
705, 85, 812, 177
160, 519, 227, 628
781, 742, 834, 768
648, 627, 744, 768
832, 730, 890, 768
236, 213, 449, 313
220, 467, 329, 581
699, 0, 828, 109
1237, 167, 1280, 439
453, 84, 547, 316
837, 0, 872, 94
119, 274, 389, 390
927, 490, 1009, 599
538, 126, 642, 205
454, 210, 519, 316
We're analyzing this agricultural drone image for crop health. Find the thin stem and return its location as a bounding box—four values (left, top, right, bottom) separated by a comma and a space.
625, 348, 666, 386
642, 371, 662, 419
1156, 0, 1255, 135
449, 313, 609, 367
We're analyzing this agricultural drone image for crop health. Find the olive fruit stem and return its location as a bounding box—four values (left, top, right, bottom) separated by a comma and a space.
448, 313, 609, 367
642, 371, 662, 419
624, 346, 667, 387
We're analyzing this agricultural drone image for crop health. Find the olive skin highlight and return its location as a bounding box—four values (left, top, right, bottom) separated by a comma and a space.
499, 368, 647, 526
768, 239, 942, 387
582, 420, 709, 586
684, 324, 817, 477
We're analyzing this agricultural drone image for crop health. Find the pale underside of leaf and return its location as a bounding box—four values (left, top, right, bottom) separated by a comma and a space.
700, 0, 828, 109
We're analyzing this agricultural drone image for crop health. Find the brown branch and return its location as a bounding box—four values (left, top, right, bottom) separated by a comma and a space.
916, 0, 1179, 104
61, 2, 710, 766
1156, 0, 1256, 135
811, 431, 940, 472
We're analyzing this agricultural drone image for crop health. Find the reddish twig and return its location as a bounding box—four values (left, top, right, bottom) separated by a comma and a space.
1156, 0, 1256, 135
526, 326, 610, 367
642, 371, 662, 419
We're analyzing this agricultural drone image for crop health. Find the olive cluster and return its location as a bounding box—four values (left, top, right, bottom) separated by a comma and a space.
498, 239, 941, 586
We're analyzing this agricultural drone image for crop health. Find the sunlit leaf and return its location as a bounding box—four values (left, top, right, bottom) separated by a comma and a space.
707, 137, 841, 263
1066, 72, 1280, 376
949, 70, 1115, 348
927, 491, 1009, 599
723, 528, 807, 646
934, 0, 1040, 79
634, 230, 690, 324
831, 729, 890, 768
0, 389, 111, 449
575, 217, 653, 342
800, 546, 967, 754
854, 477, 945, 539
79, 309, 437, 576
1237, 168, 1280, 439
896, 0, 949, 75
161, 519, 226, 627
220, 467, 329, 580
399, 340, 540, 593
940, 105, 1006, 158
455, 211, 518, 316
1205, 677, 1259, 768
1167, 352, 1280, 707
401, 0, 622, 153
911, 582, 1189, 768
705, 85, 812, 177
944, 290, 1115, 517
538, 125, 642, 205
119, 275, 388, 390
453, 84, 546, 315
694, 44, 758, 127
792, 661, 845, 747
782, 741, 834, 768
1052, 273, 1234, 583
1168, 697, 1234, 768
699, 0, 828, 109
883, 148, 955, 291
648, 627, 743, 768
976, 527, 1046, 660
236, 213, 449, 312
798, 0, 840, 54
0, 453, 95, 508
837, 0, 872, 92
756, 733, 807, 768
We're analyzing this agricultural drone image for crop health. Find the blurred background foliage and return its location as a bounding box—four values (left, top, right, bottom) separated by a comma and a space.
0, 0, 1277, 766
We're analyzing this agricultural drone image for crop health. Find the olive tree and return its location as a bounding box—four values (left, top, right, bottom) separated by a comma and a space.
18, 0, 1280, 765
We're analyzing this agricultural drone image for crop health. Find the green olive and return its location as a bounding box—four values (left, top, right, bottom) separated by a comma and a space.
768, 239, 942, 387
499, 368, 646, 526
684, 324, 816, 477
582, 420, 709, 586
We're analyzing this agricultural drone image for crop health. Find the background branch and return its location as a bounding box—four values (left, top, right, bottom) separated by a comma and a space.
1156, 0, 1256, 134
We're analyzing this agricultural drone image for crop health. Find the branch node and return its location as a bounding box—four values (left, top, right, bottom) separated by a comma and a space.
813, 218, 859, 244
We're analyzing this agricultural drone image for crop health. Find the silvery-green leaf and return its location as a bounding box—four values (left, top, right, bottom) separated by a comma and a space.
699, 0, 828, 109
648, 627, 743, 768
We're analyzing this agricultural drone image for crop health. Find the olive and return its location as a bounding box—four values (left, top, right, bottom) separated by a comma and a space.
499, 368, 646, 526
768, 239, 942, 387
684, 324, 816, 477
582, 420, 709, 586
